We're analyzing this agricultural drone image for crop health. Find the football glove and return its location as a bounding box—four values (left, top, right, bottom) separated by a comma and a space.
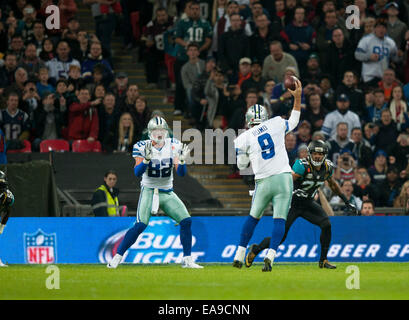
144, 141, 153, 163
179, 144, 190, 165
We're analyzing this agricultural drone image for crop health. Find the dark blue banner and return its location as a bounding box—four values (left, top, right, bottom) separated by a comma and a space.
0, 216, 409, 264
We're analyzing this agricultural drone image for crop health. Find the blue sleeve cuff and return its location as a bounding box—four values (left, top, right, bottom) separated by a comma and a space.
134, 162, 148, 177
177, 163, 187, 177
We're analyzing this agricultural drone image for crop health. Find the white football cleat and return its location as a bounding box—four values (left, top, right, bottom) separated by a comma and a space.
182, 256, 203, 269
107, 254, 122, 269
0, 258, 8, 267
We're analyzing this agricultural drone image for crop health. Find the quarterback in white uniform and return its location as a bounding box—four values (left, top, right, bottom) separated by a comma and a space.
107, 117, 202, 269
233, 79, 302, 271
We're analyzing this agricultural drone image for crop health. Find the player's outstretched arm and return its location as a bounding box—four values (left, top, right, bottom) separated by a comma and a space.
327, 176, 358, 214
287, 79, 302, 131
175, 144, 190, 176
133, 141, 152, 177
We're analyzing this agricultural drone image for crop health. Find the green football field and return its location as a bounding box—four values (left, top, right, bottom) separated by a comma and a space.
1, 262, 408, 300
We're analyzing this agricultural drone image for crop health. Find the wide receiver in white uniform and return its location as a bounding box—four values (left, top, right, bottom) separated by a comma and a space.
233, 79, 302, 271
107, 117, 202, 269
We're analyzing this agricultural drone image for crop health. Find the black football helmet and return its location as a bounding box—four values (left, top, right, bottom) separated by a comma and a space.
307, 140, 328, 167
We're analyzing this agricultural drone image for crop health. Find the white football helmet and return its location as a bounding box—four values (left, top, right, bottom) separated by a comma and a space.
245, 104, 269, 127
148, 116, 169, 144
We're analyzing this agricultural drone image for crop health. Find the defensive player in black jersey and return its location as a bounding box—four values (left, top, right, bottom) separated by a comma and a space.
0, 170, 15, 267
246, 140, 358, 270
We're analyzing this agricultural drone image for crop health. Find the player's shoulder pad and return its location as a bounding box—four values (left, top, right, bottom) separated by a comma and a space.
324, 159, 335, 177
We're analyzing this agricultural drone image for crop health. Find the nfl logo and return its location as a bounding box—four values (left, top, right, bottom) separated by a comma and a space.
24, 229, 57, 264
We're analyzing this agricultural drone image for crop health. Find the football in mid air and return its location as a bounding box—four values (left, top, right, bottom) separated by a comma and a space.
284, 75, 298, 91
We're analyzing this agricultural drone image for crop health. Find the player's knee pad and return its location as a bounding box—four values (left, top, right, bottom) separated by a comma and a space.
179, 217, 192, 229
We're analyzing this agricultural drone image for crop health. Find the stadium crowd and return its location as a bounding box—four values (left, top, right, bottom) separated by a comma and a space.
1, 0, 409, 214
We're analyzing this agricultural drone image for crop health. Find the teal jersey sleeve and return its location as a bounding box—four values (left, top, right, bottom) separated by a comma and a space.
292, 159, 306, 176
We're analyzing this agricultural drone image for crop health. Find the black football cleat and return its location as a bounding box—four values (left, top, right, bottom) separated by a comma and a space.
245, 244, 258, 268
232, 260, 243, 268
319, 260, 336, 269
262, 257, 272, 272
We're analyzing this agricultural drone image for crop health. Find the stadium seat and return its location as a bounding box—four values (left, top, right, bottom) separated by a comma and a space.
40, 139, 70, 153
72, 139, 102, 153
7, 140, 31, 154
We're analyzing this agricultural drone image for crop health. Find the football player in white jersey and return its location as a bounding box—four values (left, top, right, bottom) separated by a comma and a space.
232, 79, 302, 271
107, 117, 203, 269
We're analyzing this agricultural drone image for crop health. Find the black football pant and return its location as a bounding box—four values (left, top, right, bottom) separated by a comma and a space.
254, 198, 332, 262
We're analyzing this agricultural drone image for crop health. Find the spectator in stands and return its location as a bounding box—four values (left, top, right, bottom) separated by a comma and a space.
326, 28, 356, 88
0, 53, 18, 91
386, 2, 407, 48
142, 7, 175, 89
67, 64, 84, 93
67, 87, 100, 143
191, 57, 216, 128
181, 43, 205, 117
295, 120, 312, 147
250, 13, 283, 64
284, 0, 297, 26
76, 31, 90, 63
260, 79, 275, 115
281, 6, 316, 74
274, 0, 286, 28
211, 0, 228, 25
262, 41, 299, 83
229, 88, 259, 131
335, 71, 366, 119
83, 0, 116, 58
174, 1, 212, 116
393, 180, 409, 213
354, 166, 380, 203
98, 92, 119, 153
46, 41, 81, 84
117, 84, 140, 114
285, 131, 298, 166
327, 122, 355, 163
204, 67, 230, 129
21, 79, 41, 123
236, 57, 252, 87
6, 67, 28, 97
316, 10, 349, 69
32, 92, 64, 151
297, 143, 309, 159
387, 85, 409, 131
27, 20, 47, 51
0, 92, 31, 149
334, 148, 357, 182
8, 35, 25, 61
39, 39, 55, 62
241, 60, 264, 96
211, 0, 252, 57
330, 180, 362, 214
62, 28, 82, 63
368, 149, 388, 185
389, 133, 409, 172
91, 170, 123, 217
374, 109, 399, 152
378, 68, 400, 102
109, 72, 128, 101
81, 41, 113, 83
322, 94, 361, 139
305, 92, 327, 132
18, 43, 45, 79
366, 88, 387, 123
245, 0, 267, 34
130, 96, 152, 141
378, 165, 403, 207
350, 127, 374, 167
218, 13, 250, 78
115, 112, 135, 153
361, 199, 375, 216
302, 53, 323, 84
36, 66, 55, 98
355, 16, 399, 87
